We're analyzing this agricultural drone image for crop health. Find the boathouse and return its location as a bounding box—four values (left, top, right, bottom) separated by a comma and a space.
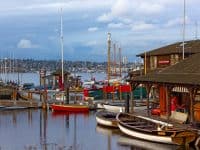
136, 40, 200, 73
130, 53, 200, 125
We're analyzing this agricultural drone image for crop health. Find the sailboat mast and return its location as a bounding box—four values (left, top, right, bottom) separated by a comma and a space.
182, 0, 186, 60
107, 33, 111, 84
60, 8, 64, 90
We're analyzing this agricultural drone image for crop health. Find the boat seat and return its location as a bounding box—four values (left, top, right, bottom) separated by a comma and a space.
134, 125, 154, 129
124, 121, 147, 126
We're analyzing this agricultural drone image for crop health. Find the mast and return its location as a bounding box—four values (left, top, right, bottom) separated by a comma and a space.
60, 8, 64, 90
107, 33, 111, 84
182, 0, 186, 60
119, 47, 122, 77
113, 43, 116, 76
144, 51, 147, 75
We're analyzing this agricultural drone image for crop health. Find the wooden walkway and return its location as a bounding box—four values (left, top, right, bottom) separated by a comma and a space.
0, 100, 42, 108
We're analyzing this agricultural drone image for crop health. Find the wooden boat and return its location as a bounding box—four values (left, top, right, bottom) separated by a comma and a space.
116, 113, 197, 145
96, 110, 118, 127
51, 104, 89, 112
103, 103, 146, 112
103, 103, 125, 112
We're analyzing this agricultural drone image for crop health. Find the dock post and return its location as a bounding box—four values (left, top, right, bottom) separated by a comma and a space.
66, 86, 69, 104
119, 87, 122, 101
125, 93, 130, 113
130, 91, 134, 113
42, 91, 47, 109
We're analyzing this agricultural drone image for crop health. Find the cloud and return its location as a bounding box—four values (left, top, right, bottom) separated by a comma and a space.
17, 39, 38, 48
0, 0, 114, 16
97, 0, 164, 23
85, 40, 97, 46
107, 23, 125, 29
136, 2, 163, 15
165, 16, 191, 27
88, 27, 98, 32
97, 13, 113, 22
111, 0, 132, 17
131, 22, 155, 31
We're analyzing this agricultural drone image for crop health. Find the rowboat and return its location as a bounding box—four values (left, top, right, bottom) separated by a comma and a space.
116, 113, 197, 145
96, 110, 118, 127
51, 104, 89, 112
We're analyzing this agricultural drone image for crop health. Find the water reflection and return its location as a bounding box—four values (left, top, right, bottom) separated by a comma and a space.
117, 134, 180, 150
0, 109, 198, 150
96, 125, 121, 150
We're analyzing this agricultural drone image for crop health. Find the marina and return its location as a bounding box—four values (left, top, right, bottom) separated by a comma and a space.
0, 1, 200, 149
0, 68, 199, 149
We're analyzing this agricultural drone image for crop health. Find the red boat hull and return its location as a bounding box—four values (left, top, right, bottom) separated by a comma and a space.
51, 104, 89, 112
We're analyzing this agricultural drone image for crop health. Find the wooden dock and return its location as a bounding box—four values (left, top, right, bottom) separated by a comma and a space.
0, 100, 42, 108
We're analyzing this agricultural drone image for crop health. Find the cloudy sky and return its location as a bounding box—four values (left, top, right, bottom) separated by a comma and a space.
0, 0, 199, 62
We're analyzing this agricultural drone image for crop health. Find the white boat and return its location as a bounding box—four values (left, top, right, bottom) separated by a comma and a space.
103, 103, 125, 112
96, 110, 118, 127
116, 113, 197, 145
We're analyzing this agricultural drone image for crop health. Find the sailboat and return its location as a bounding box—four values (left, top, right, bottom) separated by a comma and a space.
51, 8, 89, 113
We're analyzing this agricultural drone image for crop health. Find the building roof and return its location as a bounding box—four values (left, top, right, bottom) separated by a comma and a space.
133, 53, 200, 86
137, 40, 200, 57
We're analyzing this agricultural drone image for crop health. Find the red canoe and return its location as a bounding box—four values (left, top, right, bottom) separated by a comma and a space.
51, 104, 89, 112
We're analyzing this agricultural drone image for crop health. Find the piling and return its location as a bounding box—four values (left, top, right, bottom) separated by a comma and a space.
125, 93, 130, 113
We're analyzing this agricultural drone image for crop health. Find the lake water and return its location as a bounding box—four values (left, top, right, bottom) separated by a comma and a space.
0, 73, 196, 150
0, 72, 109, 86
0, 109, 182, 150
0, 109, 123, 150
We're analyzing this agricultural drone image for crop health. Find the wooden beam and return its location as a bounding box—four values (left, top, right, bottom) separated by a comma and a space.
145, 84, 152, 116
188, 87, 197, 123
166, 85, 173, 120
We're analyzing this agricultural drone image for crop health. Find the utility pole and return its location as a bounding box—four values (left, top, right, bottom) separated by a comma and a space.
182, 0, 186, 60
195, 21, 198, 40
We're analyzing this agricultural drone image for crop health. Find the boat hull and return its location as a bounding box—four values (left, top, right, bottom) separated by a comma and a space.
96, 110, 118, 127
103, 104, 124, 112
116, 113, 197, 145
51, 104, 89, 112
118, 122, 173, 144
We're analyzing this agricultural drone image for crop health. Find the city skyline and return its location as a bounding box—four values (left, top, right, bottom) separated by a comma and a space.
0, 0, 199, 62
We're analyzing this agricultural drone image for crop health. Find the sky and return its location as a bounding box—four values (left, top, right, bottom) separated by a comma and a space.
0, 0, 200, 62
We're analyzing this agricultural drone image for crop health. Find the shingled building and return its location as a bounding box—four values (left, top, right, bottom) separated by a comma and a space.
137, 40, 200, 73
129, 40, 200, 124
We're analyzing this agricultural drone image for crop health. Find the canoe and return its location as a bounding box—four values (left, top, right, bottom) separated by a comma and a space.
96, 110, 118, 127
51, 104, 89, 112
116, 113, 197, 145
